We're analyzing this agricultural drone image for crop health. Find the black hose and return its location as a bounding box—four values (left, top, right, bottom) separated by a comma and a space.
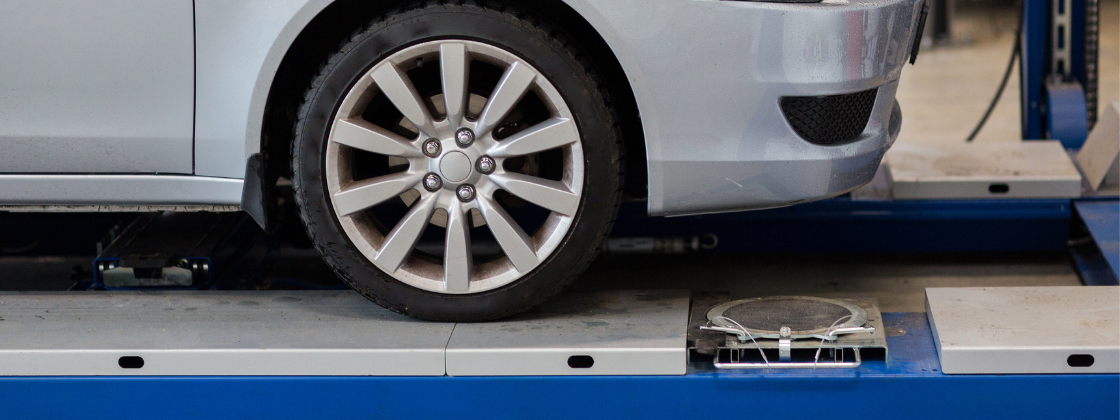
966, 2, 1024, 142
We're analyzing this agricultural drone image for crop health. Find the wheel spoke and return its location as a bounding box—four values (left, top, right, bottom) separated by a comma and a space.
332, 118, 423, 157
489, 173, 580, 216
487, 118, 579, 158
476, 61, 536, 136
440, 43, 469, 127
477, 196, 538, 273
370, 63, 435, 136
375, 193, 438, 272
443, 201, 473, 292
333, 172, 422, 216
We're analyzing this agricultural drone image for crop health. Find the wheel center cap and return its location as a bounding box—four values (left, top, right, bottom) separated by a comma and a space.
439, 151, 472, 183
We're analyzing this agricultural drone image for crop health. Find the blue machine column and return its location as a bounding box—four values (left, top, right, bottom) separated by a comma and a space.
1021, 0, 1096, 149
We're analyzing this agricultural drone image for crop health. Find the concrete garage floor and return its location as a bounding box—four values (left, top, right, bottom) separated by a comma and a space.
574, 253, 1080, 313
0, 1, 1112, 312
896, 0, 1119, 144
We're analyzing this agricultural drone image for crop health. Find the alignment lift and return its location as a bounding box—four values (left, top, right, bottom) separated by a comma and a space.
1, 2, 1118, 419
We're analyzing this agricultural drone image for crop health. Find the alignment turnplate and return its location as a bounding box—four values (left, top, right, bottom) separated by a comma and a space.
700, 296, 884, 369
706, 296, 868, 340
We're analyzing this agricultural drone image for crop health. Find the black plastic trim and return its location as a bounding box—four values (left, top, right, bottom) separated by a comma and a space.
780, 88, 879, 146
240, 153, 277, 233
910, 0, 930, 64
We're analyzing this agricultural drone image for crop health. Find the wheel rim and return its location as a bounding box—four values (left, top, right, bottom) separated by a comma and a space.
324, 40, 585, 294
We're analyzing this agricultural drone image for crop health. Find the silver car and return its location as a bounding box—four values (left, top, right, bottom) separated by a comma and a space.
0, 0, 925, 320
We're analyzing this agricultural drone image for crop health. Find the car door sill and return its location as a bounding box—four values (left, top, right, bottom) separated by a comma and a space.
0, 174, 243, 208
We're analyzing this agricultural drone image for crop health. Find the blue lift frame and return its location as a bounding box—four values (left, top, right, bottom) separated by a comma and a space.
2, 313, 1116, 420
1, 1, 1116, 417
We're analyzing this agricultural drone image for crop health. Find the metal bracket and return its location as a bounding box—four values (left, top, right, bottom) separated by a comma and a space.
699, 325, 876, 342
778, 339, 792, 362
713, 347, 863, 369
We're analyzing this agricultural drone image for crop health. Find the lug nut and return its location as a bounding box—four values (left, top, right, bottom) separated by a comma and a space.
456, 185, 476, 202
423, 173, 442, 192
476, 156, 496, 174
455, 128, 475, 147
422, 139, 441, 157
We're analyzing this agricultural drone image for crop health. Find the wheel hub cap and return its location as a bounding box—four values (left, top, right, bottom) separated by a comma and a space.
439, 151, 472, 183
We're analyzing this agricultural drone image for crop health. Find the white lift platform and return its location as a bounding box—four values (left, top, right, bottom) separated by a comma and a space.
0, 288, 1116, 420
0, 290, 689, 377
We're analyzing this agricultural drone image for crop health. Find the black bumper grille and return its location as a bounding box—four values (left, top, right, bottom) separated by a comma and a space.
780, 88, 878, 145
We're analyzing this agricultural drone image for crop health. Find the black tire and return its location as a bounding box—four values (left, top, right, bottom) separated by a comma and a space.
291, 2, 622, 321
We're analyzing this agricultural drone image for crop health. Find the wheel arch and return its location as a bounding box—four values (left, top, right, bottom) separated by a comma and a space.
249, 0, 648, 223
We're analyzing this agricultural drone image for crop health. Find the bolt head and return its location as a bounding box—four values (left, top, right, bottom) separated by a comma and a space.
423, 139, 441, 157
455, 128, 475, 147
423, 173, 442, 191
456, 185, 476, 202
477, 156, 495, 174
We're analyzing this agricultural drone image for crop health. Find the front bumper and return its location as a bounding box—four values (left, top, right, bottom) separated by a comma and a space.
656, 82, 905, 215
588, 0, 924, 215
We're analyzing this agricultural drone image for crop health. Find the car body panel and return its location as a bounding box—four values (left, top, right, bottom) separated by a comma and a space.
563, 0, 921, 215
194, 0, 333, 179
0, 1, 194, 174
0, 0, 922, 216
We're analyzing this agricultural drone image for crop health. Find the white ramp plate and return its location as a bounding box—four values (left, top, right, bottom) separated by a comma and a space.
926, 286, 1119, 374
446, 290, 689, 376
885, 141, 1082, 199
0, 291, 454, 376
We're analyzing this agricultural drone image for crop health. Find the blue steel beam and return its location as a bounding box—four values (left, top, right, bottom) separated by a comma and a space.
1022, 0, 1093, 146
1022, 0, 1048, 139
611, 199, 1072, 253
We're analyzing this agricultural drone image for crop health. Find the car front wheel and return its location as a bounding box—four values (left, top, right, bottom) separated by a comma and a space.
291, 3, 622, 321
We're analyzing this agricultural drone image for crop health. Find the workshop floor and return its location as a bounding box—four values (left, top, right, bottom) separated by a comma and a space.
573, 253, 1081, 313
895, 0, 1119, 144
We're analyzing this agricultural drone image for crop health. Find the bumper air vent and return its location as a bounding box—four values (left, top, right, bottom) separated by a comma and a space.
780, 88, 878, 145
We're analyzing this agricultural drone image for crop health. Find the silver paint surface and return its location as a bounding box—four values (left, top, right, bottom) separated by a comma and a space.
561, 0, 921, 214
193, 0, 331, 179
0, 1, 194, 174
0, 0, 921, 214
